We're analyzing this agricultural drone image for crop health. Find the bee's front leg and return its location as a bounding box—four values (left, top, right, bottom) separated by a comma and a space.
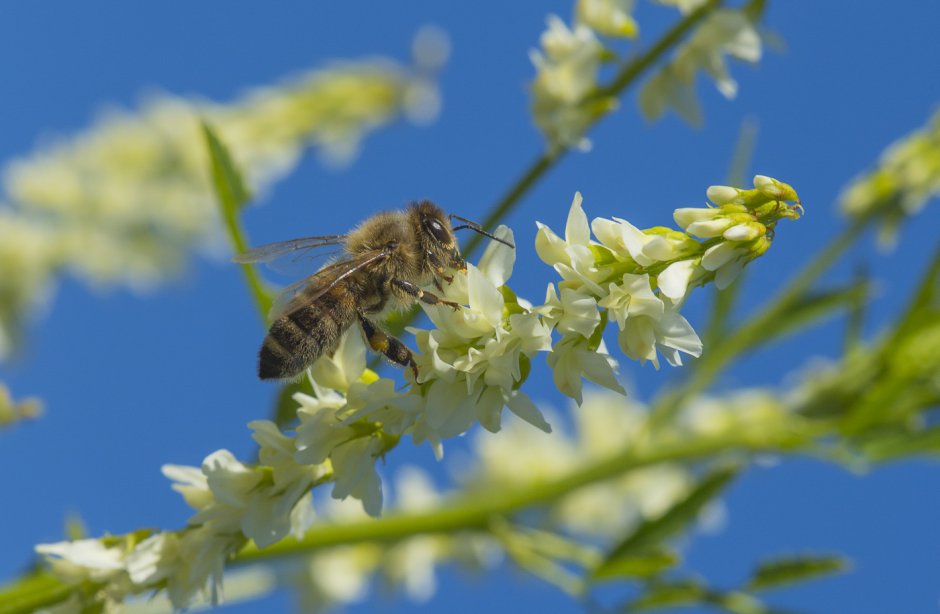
358, 313, 419, 380
426, 251, 455, 285
391, 279, 461, 311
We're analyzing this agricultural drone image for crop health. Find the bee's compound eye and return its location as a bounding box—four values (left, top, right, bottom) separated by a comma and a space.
425, 218, 451, 244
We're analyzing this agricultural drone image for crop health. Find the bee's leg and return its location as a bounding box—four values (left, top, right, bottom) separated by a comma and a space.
358, 313, 419, 380
425, 251, 454, 285
391, 279, 461, 311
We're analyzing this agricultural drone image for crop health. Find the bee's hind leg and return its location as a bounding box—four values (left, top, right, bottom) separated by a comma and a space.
391, 279, 461, 311
358, 313, 419, 380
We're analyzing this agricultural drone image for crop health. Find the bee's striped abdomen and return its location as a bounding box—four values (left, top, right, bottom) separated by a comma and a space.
258, 286, 355, 380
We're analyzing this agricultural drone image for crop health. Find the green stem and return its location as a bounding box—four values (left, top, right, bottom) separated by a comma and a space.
221, 207, 273, 319
653, 220, 868, 424
234, 431, 775, 563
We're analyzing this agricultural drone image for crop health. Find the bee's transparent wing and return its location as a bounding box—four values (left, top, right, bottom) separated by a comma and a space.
269, 248, 390, 321
233, 235, 349, 273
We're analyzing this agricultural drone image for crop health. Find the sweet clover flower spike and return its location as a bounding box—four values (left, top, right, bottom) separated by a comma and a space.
536, 177, 801, 392
639, 8, 762, 125
530, 16, 614, 151
839, 108, 940, 246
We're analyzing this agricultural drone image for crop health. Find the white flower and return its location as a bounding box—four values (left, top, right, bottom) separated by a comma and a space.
539, 284, 601, 338
331, 436, 384, 517
162, 463, 214, 511
535, 192, 607, 293
658, 259, 697, 302
342, 378, 424, 436
308, 327, 367, 393
679, 10, 762, 98
294, 398, 355, 466
592, 216, 685, 265
638, 9, 761, 123
165, 526, 243, 607
548, 334, 625, 404
35, 539, 125, 583
701, 240, 747, 290
618, 306, 701, 369
126, 532, 180, 585
576, 0, 638, 37
598, 273, 664, 329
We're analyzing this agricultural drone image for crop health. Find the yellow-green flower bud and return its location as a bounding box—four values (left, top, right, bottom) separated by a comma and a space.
754, 174, 799, 202
706, 184, 744, 206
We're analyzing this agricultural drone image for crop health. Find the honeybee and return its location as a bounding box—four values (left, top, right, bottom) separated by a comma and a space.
234, 201, 513, 380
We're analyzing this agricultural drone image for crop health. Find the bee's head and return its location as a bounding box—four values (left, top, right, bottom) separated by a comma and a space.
411, 200, 466, 272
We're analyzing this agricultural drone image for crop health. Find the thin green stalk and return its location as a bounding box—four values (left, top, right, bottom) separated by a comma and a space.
223, 210, 274, 320
653, 220, 868, 424
235, 431, 780, 563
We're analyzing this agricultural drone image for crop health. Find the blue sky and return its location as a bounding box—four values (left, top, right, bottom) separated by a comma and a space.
1, 2, 939, 613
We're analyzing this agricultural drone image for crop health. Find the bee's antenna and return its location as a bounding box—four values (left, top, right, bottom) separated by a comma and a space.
449, 214, 515, 249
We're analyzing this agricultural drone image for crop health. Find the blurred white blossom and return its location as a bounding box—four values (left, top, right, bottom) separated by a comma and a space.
839, 108, 940, 246
639, 9, 761, 125
530, 16, 612, 151
576, 0, 638, 37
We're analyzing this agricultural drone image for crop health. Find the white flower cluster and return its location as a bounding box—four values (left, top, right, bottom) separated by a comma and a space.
529, 15, 612, 151
0, 51, 441, 359
639, 8, 762, 125
411, 226, 555, 451
839, 108, 940, 246
536, 192, 703, 402
535, 178, 801, 402
35, 420, 325, 609
34, 462, 497, 612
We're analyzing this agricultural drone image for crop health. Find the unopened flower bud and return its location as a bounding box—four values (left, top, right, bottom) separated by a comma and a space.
753, 175, 799, 201
706, 185, 742, 205
723, 221, 764, 242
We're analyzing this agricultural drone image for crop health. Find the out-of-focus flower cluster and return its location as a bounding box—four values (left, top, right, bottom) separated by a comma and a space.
0, 382, 41, 429
530, 2, 764, 149
536, 176, 802, 402
529, 15, 616, 152
839, 108, 940, 246
466, 393, 693, 538
0, 46, 442, 359
639, 8, 762, 126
